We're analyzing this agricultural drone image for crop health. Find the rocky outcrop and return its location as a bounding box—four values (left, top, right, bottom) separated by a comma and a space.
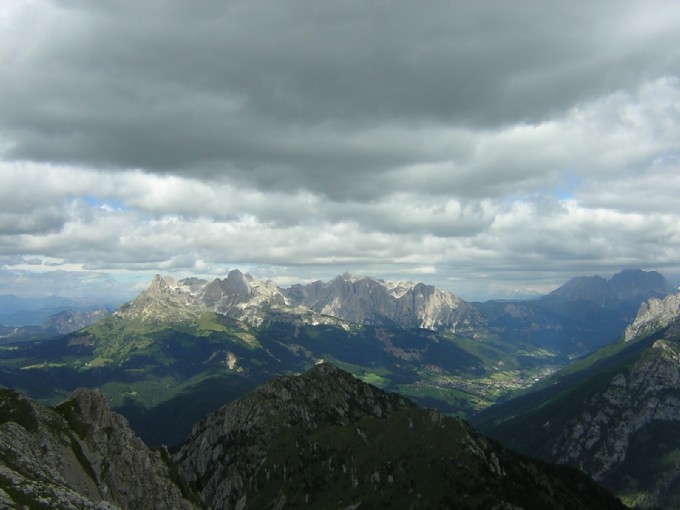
0, 388, 198, 509
42, 308, 111, 335
114, 271, 480, 334
288, 274, 479, 333
475, 291, 680, 507
174, 363, 625, 510
624, 288, 680, 341
550, 336, 680, 479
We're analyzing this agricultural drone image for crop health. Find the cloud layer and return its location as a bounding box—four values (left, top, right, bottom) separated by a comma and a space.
1, 0, 680, 300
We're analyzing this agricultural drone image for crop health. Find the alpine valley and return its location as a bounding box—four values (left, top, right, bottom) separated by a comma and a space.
0, 268, 676, 508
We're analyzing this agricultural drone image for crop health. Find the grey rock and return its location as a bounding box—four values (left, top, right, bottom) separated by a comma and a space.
0, 388, 198, 510
549, 338, 680, 479
115, 271, 481, 334
43, 308, 111, 334
624, 288, 680, 341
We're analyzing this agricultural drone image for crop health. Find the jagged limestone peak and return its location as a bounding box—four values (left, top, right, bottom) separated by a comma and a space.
112, 271, 480, 333
624, 288, 680, 341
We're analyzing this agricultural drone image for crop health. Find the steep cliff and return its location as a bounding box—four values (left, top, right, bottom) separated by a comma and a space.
623, 289, 680, 341
0, 388, 198, 509
42, 308, 111, 335
474, 289, 680, 508
288, 274, 480, 334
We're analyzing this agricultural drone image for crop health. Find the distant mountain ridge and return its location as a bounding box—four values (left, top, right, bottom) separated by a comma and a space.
543, 269, 672, 312
0, 268, 673, 453
42, 308, 111, 335
115, 270, 483, 335
476, 269, 673, 356
0, 308, 112, 342
0, 294, 118, 327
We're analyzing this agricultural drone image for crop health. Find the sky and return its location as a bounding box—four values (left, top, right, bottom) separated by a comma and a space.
1, 0, 680, 303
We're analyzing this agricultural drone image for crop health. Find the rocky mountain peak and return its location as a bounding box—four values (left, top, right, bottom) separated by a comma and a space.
112, 271, 480, 333
147, 273, 177, 297
223, 269, 251, 296
173, 363, 415, 508
609, 268, 671, 293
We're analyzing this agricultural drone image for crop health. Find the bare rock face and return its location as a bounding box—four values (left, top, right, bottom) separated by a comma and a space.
288, 275, 476, 332
624, 288, 680, 341
476, 293, 680, 507
115, 270, 290, 327
114, 271, 481, 334
0, 388, 198, 510
42, 308, 111, 335
550, 337, 680, 479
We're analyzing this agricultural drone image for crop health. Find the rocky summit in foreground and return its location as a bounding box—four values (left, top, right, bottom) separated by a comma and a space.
174, 363, 626, 510
0, 388, 198, 509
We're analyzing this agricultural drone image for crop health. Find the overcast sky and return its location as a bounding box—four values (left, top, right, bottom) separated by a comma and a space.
1, 0, 680, 303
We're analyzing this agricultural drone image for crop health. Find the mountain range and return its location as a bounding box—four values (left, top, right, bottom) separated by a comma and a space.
114, 270, 482, 335
0, 267, 676, 507
0, 363, 626, 509
0, 294, 117, 328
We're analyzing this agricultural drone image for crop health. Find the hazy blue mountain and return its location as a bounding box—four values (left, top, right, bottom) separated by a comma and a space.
473, 269, 673, 357
0, 294, 119, 327
542, 268, 672, 312
41, 308, 112, 335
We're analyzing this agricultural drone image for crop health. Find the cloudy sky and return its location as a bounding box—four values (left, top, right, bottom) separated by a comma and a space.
1, 0, 680, 303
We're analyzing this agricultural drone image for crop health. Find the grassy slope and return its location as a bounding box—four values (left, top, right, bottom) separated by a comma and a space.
0, 312, 568, 446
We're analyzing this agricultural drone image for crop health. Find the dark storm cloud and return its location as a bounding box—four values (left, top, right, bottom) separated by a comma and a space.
3, 0, 680, 200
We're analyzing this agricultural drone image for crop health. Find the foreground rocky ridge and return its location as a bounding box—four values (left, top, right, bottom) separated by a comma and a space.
0, 388, 197, 509
0, 363, 627, 509
174, 363, 625, 510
